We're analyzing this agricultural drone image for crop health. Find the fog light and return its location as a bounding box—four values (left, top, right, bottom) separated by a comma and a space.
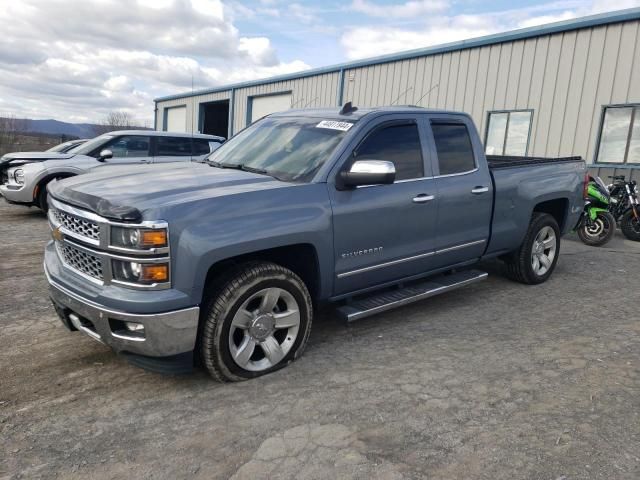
125, 322, 144, 332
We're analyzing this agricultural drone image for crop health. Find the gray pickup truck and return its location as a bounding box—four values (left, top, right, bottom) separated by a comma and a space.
44, 106, 586, 381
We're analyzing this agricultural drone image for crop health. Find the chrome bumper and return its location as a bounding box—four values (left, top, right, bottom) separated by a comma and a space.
47, 269, 199, 357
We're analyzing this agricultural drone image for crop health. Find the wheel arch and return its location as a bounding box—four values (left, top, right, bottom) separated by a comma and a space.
34, 171, 76, 201
532, 198, 569, 232
200, 243, 321, 306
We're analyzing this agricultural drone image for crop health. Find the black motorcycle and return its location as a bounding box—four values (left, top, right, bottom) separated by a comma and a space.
608, 175, 640, 241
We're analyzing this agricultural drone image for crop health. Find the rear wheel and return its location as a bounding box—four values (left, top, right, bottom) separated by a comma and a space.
620, 210, 640, 241
577, 211, 616, 246
504, 212, 561, 285
200, 262, 313, 382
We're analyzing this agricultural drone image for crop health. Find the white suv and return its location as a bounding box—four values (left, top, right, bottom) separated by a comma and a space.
0, 130, 224, 211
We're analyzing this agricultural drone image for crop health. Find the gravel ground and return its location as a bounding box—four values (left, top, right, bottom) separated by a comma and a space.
1, 200, 639, 480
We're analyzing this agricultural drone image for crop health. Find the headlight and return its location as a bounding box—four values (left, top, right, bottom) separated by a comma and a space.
112, 260, 169, 284
13, 169, 24, 184
110, 226, 168, 249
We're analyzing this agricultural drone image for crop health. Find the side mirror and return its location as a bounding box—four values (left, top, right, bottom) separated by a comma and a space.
339, 160, 396, 189
97, 149, 113, 162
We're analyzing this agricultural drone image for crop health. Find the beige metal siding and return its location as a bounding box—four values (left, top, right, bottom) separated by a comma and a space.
156, 90, 230, 133
341, 19, 639, 163
232, 71, 341, 133
157, 18, 640, 164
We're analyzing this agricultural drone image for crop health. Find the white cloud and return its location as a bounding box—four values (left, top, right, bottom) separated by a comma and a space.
350, 0, 448, 18
341, 0, 640, 60
0, 0, 309, 124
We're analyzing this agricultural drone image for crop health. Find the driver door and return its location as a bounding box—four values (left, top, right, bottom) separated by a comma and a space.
328, 115, 439, 295
101, 135, 152, 164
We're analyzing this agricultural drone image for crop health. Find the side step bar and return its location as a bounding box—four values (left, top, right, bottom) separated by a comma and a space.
336, 269, 488, 323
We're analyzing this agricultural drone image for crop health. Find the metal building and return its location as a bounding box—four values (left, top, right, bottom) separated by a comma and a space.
154, 7, 640, 179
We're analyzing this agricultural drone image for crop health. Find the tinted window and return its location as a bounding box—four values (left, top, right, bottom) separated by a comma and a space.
157, 137, 192, 156
193, 139, 214, 155
105, 136, 150, 158
432, 123, 475, 175
355, 123, 423, 181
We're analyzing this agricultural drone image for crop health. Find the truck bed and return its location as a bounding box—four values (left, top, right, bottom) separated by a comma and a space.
487, 155, 583, 169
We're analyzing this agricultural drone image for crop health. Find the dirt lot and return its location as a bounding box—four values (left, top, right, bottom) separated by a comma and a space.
1, 200, 639, 480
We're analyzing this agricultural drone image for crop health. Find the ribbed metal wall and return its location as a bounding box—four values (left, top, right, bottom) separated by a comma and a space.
156, 18, 640, 165
343, 20, 640, 163
156, 90, 230, 132
232, 71, 341, 133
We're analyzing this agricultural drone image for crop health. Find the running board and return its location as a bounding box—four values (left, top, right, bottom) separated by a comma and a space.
336, 269, 488, 323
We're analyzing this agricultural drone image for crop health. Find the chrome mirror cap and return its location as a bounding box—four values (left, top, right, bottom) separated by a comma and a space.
339, 160, 396, 189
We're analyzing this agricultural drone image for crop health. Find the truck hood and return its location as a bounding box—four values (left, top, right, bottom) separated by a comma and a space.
48, 162, 292, 222
0, 152, 76, 169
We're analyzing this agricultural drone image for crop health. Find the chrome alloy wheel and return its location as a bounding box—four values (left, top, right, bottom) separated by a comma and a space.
531, 226, 557, 276
228, 287, 301, 372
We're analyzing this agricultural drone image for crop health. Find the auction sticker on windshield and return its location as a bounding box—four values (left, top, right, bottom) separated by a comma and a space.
316, 120, 354, 131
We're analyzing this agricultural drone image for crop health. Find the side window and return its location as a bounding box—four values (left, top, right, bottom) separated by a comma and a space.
193, 139, 214, 155
355, 123, 424, 181
106, 136, 150, 158
156, 137, 192, 156
431, 123, 476, 176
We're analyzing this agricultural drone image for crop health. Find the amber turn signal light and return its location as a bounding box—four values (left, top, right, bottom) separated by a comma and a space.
140, 264, 169, 282
140, 229, 167, 247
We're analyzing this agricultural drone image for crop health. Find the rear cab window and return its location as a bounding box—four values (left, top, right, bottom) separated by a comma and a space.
431, 122, 476, 175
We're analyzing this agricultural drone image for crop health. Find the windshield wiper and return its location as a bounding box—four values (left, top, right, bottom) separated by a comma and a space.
208, 161, 242, 169
208, 161, 282, 180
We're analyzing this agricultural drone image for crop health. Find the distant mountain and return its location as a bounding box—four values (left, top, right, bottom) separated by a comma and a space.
22, 119, 103, 139
1, 117, 152, 139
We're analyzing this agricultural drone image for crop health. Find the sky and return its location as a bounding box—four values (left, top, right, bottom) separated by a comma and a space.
0, 0, 638, 125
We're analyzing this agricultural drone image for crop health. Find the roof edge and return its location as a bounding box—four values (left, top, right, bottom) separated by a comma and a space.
155, 7, 640, 103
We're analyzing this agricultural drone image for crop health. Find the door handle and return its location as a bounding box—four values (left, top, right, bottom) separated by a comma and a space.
413, 194, 435, 203
471, 186, 489, 194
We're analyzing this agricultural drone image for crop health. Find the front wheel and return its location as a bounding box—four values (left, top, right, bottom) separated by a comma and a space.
577, 211, 616, 246
200, 262, 313, 382
504, 212, 561, 285
620, 210, 640, 241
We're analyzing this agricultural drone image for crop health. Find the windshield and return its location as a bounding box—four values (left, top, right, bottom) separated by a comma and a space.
71, 134, 115, 155
206, 116, 354, 182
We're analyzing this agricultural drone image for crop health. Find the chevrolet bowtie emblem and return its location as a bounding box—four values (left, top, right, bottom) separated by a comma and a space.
51, 226, 64, 242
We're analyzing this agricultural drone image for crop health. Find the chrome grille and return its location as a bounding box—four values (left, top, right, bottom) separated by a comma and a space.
52, 208, 100, 241
57, 242, 103, 281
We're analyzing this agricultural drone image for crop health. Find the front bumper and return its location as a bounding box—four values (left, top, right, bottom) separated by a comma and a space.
46, 267, 200, 357
0, 183, 33, 204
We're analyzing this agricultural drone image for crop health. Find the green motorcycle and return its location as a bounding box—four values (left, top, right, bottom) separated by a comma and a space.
576, 175, 616, 247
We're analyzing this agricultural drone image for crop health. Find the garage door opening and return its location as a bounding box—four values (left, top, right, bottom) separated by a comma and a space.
200, 100, 229, 139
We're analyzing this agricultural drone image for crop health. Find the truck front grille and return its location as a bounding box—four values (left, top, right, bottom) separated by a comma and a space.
57, 242, 103, 281
52, 208, 100, 241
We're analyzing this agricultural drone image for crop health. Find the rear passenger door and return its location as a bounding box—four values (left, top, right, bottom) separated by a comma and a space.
153, 136, 194, 163
426, 116, 493, 268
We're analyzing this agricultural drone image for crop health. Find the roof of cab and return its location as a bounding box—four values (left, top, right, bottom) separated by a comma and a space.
269, 105, 468, 121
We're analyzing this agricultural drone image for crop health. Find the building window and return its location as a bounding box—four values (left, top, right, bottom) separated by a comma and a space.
485, 110, 533, 156
597, 106, 640, 164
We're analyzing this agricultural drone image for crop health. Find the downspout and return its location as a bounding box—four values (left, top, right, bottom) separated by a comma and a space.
228, 87, 235, 138
153, 101, 158, 130
337, 68, 345, 106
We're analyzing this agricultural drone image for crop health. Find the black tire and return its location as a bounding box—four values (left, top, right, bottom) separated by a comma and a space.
576, 211, 616, 247
36, 181, 51, 212
620, 210, 640, 242
503, 212, 561, 285
200, 261, 313, 382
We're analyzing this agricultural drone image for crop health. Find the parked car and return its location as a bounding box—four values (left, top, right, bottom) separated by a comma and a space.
44, 106, 586, 381
0, 130, 225, 211
46, 139, 88, 153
